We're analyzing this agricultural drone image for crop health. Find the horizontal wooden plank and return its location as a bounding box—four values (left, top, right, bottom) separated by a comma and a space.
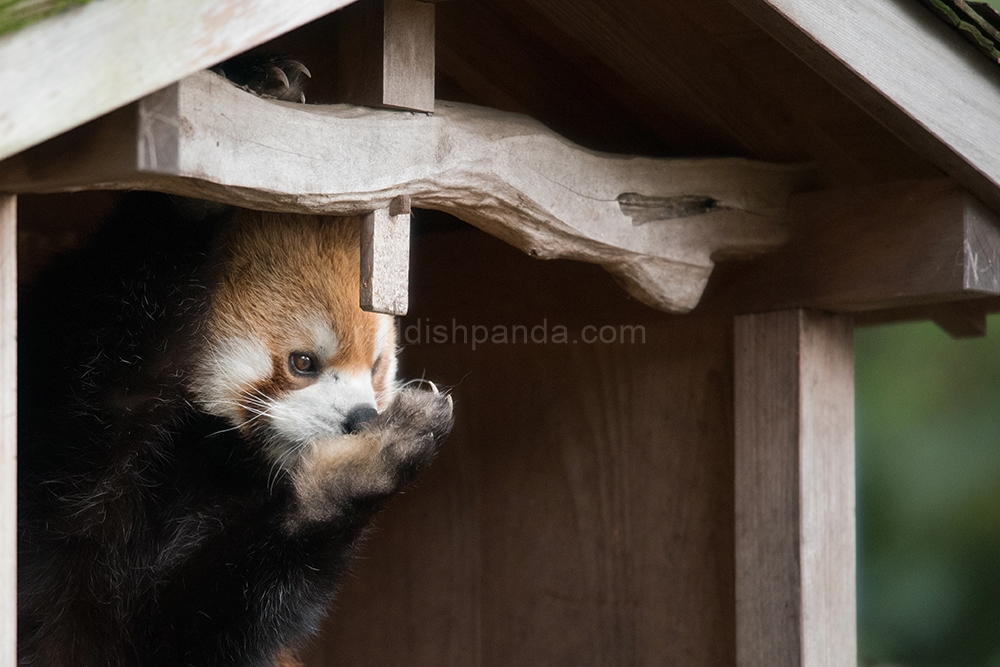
700, 178, 1000, 313
853, 297, 1000, 335
0, 0, 354, 162
0, 70, 808, 313
730, 0, 1000, 217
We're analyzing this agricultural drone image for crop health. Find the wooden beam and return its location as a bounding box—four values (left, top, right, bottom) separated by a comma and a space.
338, 0, 435, 112
0, 0, 355, 162
928, 301, 990, 338
851, 298, 1000, 337
0, 196, 15, 667
729, 0, 1000, 218
360, 196, 411, 315
700, 178, 1000, 313
0, 70, 808, 313
734, 309, 855, 667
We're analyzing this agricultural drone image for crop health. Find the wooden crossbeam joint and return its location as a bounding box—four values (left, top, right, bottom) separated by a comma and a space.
699, 178, 1000, 316
0, 70, 805, 314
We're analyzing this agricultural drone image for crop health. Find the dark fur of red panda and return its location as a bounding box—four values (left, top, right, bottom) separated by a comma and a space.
16, 56, 453, 667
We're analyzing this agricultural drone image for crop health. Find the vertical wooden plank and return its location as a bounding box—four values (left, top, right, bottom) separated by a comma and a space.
0, 196, 16, 667
360, 196, 411, 316
338, 0, 435, 112
734, 310, 855, 667
382, 0, 435, 111
798, 313, 855, 666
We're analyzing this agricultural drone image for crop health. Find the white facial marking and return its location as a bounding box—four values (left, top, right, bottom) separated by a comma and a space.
265, 371, 377, 464
307, 317, 339, 359
192, 336, 271, 421
374, 317, 393, 365
374, 316, 399, 405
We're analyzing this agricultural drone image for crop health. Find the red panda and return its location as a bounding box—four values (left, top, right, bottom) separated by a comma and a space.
17, 57, 452, 667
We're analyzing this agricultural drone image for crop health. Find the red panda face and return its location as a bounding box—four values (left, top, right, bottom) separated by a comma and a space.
188, 210, 397, 466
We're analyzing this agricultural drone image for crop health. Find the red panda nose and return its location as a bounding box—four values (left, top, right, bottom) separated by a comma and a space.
343, 405, 379, 434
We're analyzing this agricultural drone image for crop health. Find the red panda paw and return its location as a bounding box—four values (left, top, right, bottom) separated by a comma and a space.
365, 386, 454, 483
286, 386, 453, 530
212, 53, 312, 103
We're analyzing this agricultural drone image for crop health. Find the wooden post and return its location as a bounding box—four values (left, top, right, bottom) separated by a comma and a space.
734, 310, 856, 667
0, 196, 16, 667
338, 0, 436, 112
360, 195, 411, 315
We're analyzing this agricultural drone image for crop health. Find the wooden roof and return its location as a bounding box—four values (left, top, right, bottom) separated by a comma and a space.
0, 0, 992, 194
4, 0, 1000, 321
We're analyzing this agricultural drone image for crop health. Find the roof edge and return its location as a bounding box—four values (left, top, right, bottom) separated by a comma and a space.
730, 0, 1000, 213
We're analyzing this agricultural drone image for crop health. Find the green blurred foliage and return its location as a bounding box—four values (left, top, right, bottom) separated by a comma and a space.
857, 314, 1000, 666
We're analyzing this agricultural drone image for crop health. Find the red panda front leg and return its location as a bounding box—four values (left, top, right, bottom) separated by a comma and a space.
285, 386, 454, 531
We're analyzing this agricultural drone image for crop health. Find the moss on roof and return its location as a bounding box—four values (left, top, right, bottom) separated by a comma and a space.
920, 0, 1000, 63
0, 0, 93, 38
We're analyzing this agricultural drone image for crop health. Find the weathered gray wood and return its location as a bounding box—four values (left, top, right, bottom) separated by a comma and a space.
734, 310, 855, 667
361, 196, 411, 315
339, 0, 435, 112
0, 70, 807, 313
730, 0, 1000, 218
0, 0, 355, 162
700, 178, 1000, 313
0, 196, 15, 667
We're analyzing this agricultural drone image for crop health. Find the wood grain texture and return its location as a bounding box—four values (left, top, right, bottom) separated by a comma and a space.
0, 70, 807, 313
699, 178, 1000, 313
491, 0, 799, 160
0, 0, 355, 161
0, 196, 15, 667
730, 0, 1000, 217
360, 199, 411, 315
734, 310, 855, 667
338, 0, 435, 112
302, 227, 736, 665
435, 0, 939, 187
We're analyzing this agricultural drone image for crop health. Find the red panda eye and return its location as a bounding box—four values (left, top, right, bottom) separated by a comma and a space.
371, 358, 381, 376
289, 352, 318, 375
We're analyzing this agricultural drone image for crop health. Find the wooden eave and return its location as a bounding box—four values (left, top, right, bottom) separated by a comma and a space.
4, 0, 1000, 318
0, 0, 356, 161
733, 0, 1000, 216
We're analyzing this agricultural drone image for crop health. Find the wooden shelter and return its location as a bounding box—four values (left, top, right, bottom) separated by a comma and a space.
3, 0, 1000, 664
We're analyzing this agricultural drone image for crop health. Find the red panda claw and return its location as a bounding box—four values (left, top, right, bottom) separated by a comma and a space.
270, 66, 290, 88
290, 61, 312, 79
428, 381, 439, 394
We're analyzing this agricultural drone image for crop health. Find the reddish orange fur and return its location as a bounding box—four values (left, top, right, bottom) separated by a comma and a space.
206, 210, 395, 405
274, 647, 303, 667
211, 210, 377, 369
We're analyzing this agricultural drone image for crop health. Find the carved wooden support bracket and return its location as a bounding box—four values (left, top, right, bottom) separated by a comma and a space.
0, 70, 808, 313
